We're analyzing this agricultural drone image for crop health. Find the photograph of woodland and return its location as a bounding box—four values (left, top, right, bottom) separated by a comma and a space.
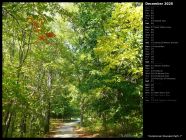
2, 2, 143, 138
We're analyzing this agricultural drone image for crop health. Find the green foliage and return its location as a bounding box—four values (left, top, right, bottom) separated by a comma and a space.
73, 2, 143, 137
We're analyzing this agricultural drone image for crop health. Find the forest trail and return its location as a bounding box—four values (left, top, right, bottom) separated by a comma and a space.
51, 119, 80, 138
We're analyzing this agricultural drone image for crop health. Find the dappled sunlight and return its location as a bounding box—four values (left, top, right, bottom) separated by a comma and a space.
49, 120, 80, 138
53, 134, 78, 138
75, 127, 99, 138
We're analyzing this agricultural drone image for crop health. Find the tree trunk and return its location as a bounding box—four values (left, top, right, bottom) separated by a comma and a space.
20, 113, 27, 137
10, 112, 16, 137
44, 101, 50, 133
29, 115, 34, 137
3, 100, 13, 137
4, 111, 13, 137
44, 71, 52, 133
80, 101, 84, 127
102, 112, 107, 136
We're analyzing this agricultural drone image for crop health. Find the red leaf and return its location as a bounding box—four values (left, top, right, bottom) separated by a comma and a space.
45, 32, 56, 38
38, 35, 46, 40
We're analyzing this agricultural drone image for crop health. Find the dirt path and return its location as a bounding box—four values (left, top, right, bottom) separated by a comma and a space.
51, 120, 80, 138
